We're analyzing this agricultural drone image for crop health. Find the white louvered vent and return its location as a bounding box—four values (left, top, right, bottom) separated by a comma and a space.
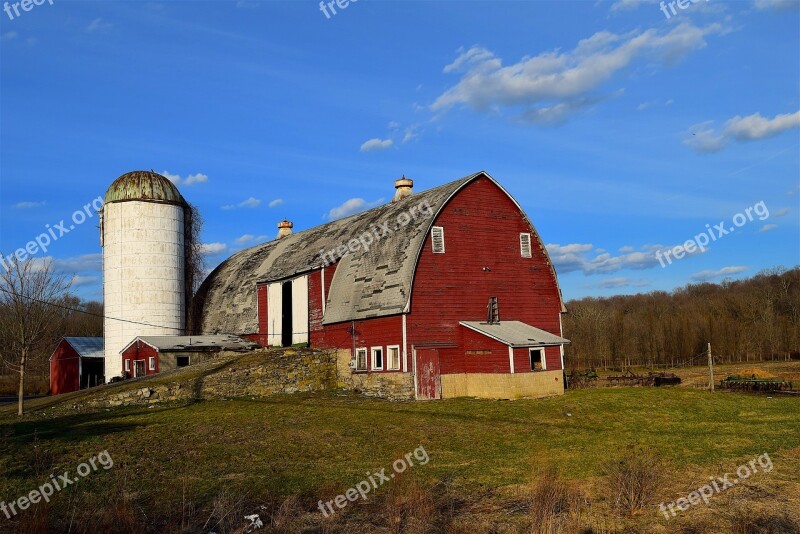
431, 226, 445, 254
520, 233, 532, 258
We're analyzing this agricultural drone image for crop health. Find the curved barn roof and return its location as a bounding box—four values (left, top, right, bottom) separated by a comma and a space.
195, 171, 564, 334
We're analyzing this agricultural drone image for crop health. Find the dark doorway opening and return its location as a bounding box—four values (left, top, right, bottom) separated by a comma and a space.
80, 358, 104, 389
282, 281, 293, 347
176, 356, 190, 368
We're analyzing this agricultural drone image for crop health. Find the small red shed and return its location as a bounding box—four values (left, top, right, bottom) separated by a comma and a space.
49, 337, 105, 395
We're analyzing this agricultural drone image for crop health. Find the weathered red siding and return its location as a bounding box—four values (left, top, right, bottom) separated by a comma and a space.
456, 327, 511, 374
121, 341, 159, 377
49, 339, 79, 395
408, 176, 563, 375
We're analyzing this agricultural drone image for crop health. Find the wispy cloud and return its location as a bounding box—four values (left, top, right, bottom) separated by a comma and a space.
200, 242, 228, 255
86, 18, 113, 33
754, 0, 800, 9
431, 22, 725, 125
592, 277, 651, 289
773, 207, 790, 217
689, 266, 748, 281
222, 197, 261, 210
268, 198, 284, 208
684, 111, 800, 152
14, 201, 46, 209
324, 197, 384, 220
546, 243, 677, 274
1, 31, 18, 42
162, 171, 209, 186
360, 138, 393, 152
758, 224, 778, 233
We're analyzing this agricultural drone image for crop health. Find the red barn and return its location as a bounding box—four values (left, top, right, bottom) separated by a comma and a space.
196, 171, 569, 400
49, 337, 105, 395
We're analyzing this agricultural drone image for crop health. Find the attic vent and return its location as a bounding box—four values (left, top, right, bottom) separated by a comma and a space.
431, 226, 445, 254
520, 233, 532, 258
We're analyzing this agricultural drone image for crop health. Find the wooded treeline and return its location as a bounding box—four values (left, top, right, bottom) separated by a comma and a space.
563, 267, 800, 370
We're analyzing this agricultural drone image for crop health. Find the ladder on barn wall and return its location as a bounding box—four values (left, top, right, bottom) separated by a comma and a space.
487, 296, 499, 324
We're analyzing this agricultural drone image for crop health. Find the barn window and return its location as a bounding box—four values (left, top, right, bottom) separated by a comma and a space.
431, 226, 445, 253
355, 348, 367, 371
124, 360, 130, 372
529, 348, 545, 371
177, 356, 190, 368
387, 345, 401, 370
520, 233, 532, 258
148, 357, 156, 371
371, 347, 384, 370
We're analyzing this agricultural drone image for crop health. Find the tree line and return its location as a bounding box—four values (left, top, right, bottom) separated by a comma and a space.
562, 267, 800, 370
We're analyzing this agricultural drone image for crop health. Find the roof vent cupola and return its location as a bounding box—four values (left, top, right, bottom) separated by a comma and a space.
392, 176, 413, 203
277, 219, 293, 239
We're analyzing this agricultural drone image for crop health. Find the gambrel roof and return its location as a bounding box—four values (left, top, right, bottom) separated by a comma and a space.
196, 171, 564, 334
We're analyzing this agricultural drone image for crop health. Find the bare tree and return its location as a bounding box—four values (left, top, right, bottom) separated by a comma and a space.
0, 258, 71, 416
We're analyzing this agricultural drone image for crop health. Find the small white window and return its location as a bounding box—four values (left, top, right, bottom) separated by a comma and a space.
355, 348, 368, 371
124, 360, 130, 372
371, 347, 384, 370
520, 233, 532, 258
148, 357, 156, 371
431, 226, 445, 254
530, 348, 546, 371
387, 345, 401, 371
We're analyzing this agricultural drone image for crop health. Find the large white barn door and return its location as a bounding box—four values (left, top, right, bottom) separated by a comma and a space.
291, 275, 309, 345
267, 283, 282, 346
266, 275, 308, 347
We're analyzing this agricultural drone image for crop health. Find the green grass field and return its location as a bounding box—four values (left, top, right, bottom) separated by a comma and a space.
1, 382, 799, 532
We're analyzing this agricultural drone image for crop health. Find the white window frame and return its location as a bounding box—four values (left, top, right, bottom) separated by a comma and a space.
529, 348, 546, 371
148, 356, 156, 371
355, 348, 368, 371
431, 226, 445, 254
124, 359, 130, 372
371, 347, 384, 371
520, 232, 532, 258
386, 345, 401, 371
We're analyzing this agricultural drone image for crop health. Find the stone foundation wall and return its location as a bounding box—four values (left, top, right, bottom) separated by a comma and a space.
334, 349, 415, 401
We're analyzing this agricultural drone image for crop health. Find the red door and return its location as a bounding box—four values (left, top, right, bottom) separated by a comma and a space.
415, 348, 441, 400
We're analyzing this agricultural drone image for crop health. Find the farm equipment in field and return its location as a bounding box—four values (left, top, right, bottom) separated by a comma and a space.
605, 370, 681, 387
566, 369, 599, 389
719, 375, 793, 393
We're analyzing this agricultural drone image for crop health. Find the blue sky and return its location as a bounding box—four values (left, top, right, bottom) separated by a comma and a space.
1, 0, 798, 303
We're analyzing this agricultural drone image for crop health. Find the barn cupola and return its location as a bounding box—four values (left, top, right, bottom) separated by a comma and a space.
392, 176, 413, 202
277, 219, 293, 239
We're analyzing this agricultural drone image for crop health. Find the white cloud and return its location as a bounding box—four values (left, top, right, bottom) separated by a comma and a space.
689, 266, 748, 281
609, 0, 658, 11
773, 208, 790, 218
268, 198, 284, 208
546, 242, 699, 275
326, 198, 366, 220
200, 242, 228, 255
70, 275, 100, 288
2, 31, 18, 42
593, 277, 650, 289
360, 138, 393, 152
754, 0, 799, 9
235, 234, 254, 244
222, 197, 261, 210
14, 201, 46, 209
86, 18, 112, 32
431, 22, 724, 124
52, 253, 102, 273
758, 224, 778, 233
162, 170, 209, 187
684, 111, 800, 152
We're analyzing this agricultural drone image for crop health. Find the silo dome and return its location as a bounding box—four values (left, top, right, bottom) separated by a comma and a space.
101, 170, 188, 381
104, 170, 185, 205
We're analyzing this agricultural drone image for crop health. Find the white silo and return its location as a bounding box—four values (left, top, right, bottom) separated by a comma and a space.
101, 171, 187, 380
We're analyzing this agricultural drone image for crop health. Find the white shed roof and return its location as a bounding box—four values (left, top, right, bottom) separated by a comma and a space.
63, 337, 104, 359
460, 321, 570, 348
